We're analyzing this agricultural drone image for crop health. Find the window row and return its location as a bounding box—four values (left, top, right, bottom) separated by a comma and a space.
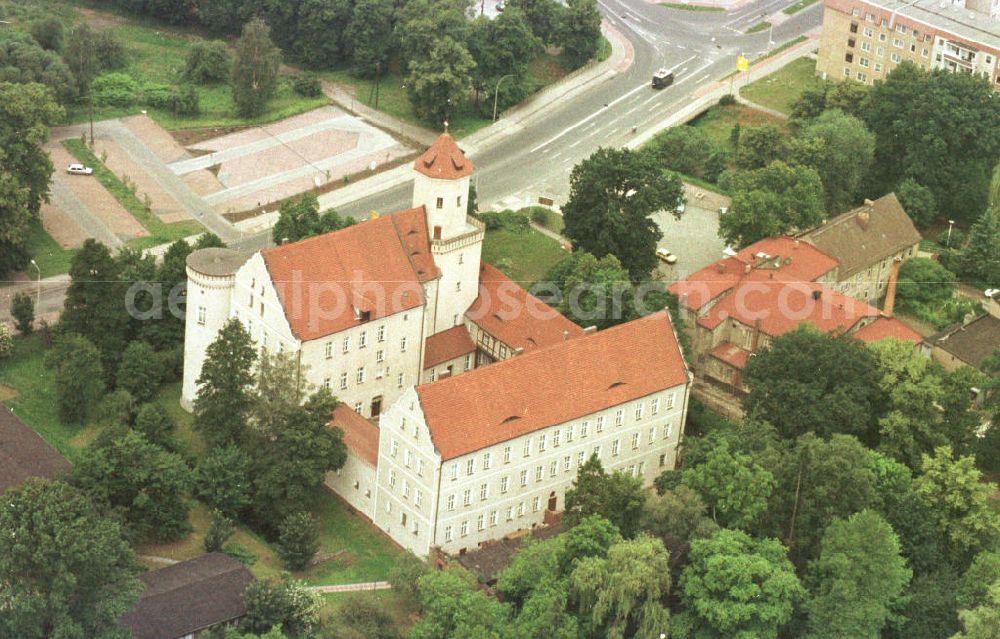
325, 327, 398, 358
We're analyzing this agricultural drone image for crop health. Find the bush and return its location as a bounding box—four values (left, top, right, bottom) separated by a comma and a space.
528, 206, 550, 225
91, 72, 139, 107
134, 403, 175, 448
29, 17, 63, 51
647, 126, 712, 177
97, 389, 137, 426
183, 40, 230, 84
116, 340, 161, 402
170, 84, 200, 116
223, 542, 257, 566
937, 227, 965, 250
95, 30, 127, 70
11, 291, 34, 335
0, 324, 12, 359
718, 93, 737, 106
388, 552, 430, 601
45, 334, 104, 424
204, 510, 235, 553
141, 82, 174, 109
479, 210, 530, 231
292, 72, 322, 97
276, 511, 319, 571
333, 594, 402, 639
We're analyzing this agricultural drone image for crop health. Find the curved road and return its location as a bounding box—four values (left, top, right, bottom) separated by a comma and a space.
261, 0, 823, 234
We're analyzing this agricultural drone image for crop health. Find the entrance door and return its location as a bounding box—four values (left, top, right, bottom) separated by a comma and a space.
547, 492, 557, 512
371, 396, 383, 418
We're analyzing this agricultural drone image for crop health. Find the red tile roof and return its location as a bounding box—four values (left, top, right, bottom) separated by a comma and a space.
709, 341, 751, 369
424, 325, 476, 369
853, 317, 924, 345
261, 207, 439, 341
466, 263, 583, 353
670, 237, 838, 312
416, 311, 688, 460
331, 404, 379, 466
414, 133, 473, 180
697, 281, 879, 337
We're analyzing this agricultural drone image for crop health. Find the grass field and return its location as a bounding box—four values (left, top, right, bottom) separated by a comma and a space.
659, 2, 726, 11
62, 138, 204, 248
741, 57, 820, 115
747, 21, 772, 34
24, 219, 79, 278
482, 226, 568, 287
783, 0, 820, 14
688, 103, 786, 148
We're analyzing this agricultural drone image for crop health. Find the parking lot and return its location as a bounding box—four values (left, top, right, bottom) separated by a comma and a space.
653, 183, 730, 283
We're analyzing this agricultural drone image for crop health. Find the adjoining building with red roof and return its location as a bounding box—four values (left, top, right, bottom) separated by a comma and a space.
670, 195, 923, 400
372, 311, 691, 557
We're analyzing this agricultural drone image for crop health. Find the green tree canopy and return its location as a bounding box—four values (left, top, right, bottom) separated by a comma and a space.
681, 441, 775, 530
956, 207, 1000, 286
556, 0, 602, 69
564, 454, 646, 538
798, 109, 875, 212
562, 147, 683, 281
896, 177, 937, 228
0, 479, 141, 639
195, 443, 254, 517
116, 340, 162, 402
348, 0, 397, 76
408, 566, 509, 639
0, 32, 75, 103
406, 36, 476, 126
194, 318, 258, 447
45, 332, 105, 424
231, 18, 281, 118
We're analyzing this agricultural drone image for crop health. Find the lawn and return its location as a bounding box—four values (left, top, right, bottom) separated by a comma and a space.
62, 138, 204, 248
687, 103, 786, 148
659, 2, 726, 11
783, 0, 820, 14
482, 226, 568, 287
747, 21, 772, 34
24, 219, 79, 278
741, 57, 820, 115
319, 589, 418, 631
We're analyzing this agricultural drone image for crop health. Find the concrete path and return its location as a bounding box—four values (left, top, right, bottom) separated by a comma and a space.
308, 581, 392, 593
322, 81, 439, 149
735, 94, 789, 119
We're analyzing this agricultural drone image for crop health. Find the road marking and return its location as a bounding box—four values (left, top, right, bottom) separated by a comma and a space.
529, 82, 650, 152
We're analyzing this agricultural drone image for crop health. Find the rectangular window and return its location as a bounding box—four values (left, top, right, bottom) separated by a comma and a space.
450, 463, 458, 480
359, 330, 367, 348
892, 38, 903, 48
860, 57, 870, 68
634, 403, 644, 421
891, 52, 901, 63
649, 426, 657, 442
464, 354, 473, 371
342, 336, 350, 353
436, 197, 444, 209
863, 27, 873, 37
389, 470, 396, 488
325, 341, 333, 359
861, 41, 871, 52
614, 409, 624, 426
879, 33, 887, 42
577, 451, 586, 466
848, 37, 856, 48
466, 459, 475, 476
875, 63, 883, 73
456, 281, 461, 292
627, 464, 635, 477
323, 377, 331, 389
520, 469, 528, 486
376, 349, 385, 363
500, 476, 509, 493
535, 465, 543, 482
377, 325, 385, 342
463, 489, 471, 506
197, 306, 206, 325
594, 445, 602, 458
612, 439, 620, 456
402, 480, 409, 499
391, 440, 398, 457
477, 514, 485, 531
538, 434, 546, 452
631, 432, 640, 450
563, 455, 571, 472
596, 416, 605, 433
397, 372, 404, 388
353, 401, 363, 414
532, 496, 541, 512
581, 421, 590, 437
549, 460, 558, 477
417, 459, 424, 477
483, 452, 492, 470
659, 453, 667, 467
666, 394, 675, 410
503, 445, 512, 464
895, 23, 906, 33
651, 398, 660, 415
357, 367, 366, 384
400, 336, 407, 352
445, 526, 453, 542
404, 449, 411, 467
489, 510, 498, 527
517, 502, 524, 517
480, 483, 488, 501
523, 439, 531, 457
460, 521, 468, 537
447, 494, 456, 511
566, 425, 574, 442
876, 46, 884, 57
506, 506, 513, 521
665, 424, 674, 440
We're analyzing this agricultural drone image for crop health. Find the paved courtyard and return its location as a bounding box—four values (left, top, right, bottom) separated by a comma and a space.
170, 106, 414, 214
653, 183, 731, 285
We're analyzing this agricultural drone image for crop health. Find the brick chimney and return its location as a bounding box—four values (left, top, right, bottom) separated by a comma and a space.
883, 257, 903, 317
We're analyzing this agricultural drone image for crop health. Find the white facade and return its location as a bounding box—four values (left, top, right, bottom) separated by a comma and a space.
371, 384, 691, 557
326, 454, 377, 520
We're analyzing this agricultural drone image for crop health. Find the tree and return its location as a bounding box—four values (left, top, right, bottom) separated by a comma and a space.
292, 0, 355, 66
734, 125, 789, 170
641, 486, 718, 553
743, 326, 885, 442
195, 444, 254, 517
396, 0, 471, 66
242, 577, 322, 637
276, 511, 319, 571
914, 446, 1000, 561
332, 593, 401, 639
508, 0, 562, 44
896, 257, 957, 310
959, 551, 1000, 611
45, 333, 105, 424
559, 514, 623, 575
508, 581, 579, 639
0, 323, 11, 359
562, 147, 683, 281
29, 17, 64, 51
570, 535, 672, 639
10, 290, 33, 334
676, 529, 804, 639
956, 207, 1000, 286
347, 0, 396, 76
204, 509, 235, 552
0, 81, 64, 276
140, 238, 193, 350
272, 193, 322, 245
646, 126, 713, 176
194, 318, 258, 447
63, 23, 99, 96
116, 340, 162, 402
681, 441, 775, 530
0, 33, 75, 103
564, 454, 646, 538
231, 18, 281, 118
406, 36, 475, 126
953, 583, 1000, 639
468, 9, 541, 110
73, 430, 192, 541
888, 568, 962, 639
718, 160, 826, 248
388, 551, 430, 601
799, 109, 875, 212
183, 40, 231, 83
557, 0, 602, 69
805, 510, 911, 638
896, 177, 937, 228
134, 402, 175, 448
408, 566, 509, 639
0, 479, 141, 639
497, 534, 565, 607
539, 252, 655, 330
861, 63, 1000, 223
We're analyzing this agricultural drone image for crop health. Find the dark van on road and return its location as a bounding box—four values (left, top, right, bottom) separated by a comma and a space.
652, 68, 674, 89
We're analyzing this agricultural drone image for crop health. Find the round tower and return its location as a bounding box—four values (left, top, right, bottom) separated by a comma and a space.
180, 247, 246, 411
411, 131, 473, 241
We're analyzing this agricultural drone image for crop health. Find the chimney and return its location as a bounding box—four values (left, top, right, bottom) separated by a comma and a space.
751, 318, 762, 352
883, 257, 903, 317
856, 210, 871, 229
812, 290, 822, 301
744, 263, 752, 274
716, 262, 726, 274
563, 330, 570, 341
793, 239, 800, 249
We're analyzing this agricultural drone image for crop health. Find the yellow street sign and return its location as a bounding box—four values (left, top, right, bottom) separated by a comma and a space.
736, 56, 749, 72
370, 210, 379, 220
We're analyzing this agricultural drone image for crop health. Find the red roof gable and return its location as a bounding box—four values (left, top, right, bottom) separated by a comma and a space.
670, 237, 838, 312
853, 317, 924, 345
332, 404, 379, 466
417, 311, 688, 460
466, 263, 583, 353
414, 133, 473, 180
697, 281, 879, 337
261, 207, 439, 341
710, 341, 751, 369
424, 325, 476, 369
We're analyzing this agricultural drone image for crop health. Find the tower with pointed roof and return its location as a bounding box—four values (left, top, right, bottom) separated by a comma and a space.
411, 131, 484, 336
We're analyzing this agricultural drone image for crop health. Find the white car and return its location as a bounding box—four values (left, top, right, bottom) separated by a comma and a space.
66, 163, 93, 175
675, 202, 686, 215
656, 248, 678, 265
719, 206, 729, 215
986, 288, 999, 299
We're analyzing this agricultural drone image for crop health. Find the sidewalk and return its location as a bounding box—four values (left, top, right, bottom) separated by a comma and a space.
627, 31, 820, 150
308, 580, 391, 593
320, 82, 439, 150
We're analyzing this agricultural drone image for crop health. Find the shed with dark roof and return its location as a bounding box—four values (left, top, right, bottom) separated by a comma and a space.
926, 314, 1000, 371
120, 553, 255, 639
0, 405, 71, 494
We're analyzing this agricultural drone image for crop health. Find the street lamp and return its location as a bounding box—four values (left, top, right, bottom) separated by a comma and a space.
947, 219, 956, 247
29, 259, 40, 312
493, 74, 514, 122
